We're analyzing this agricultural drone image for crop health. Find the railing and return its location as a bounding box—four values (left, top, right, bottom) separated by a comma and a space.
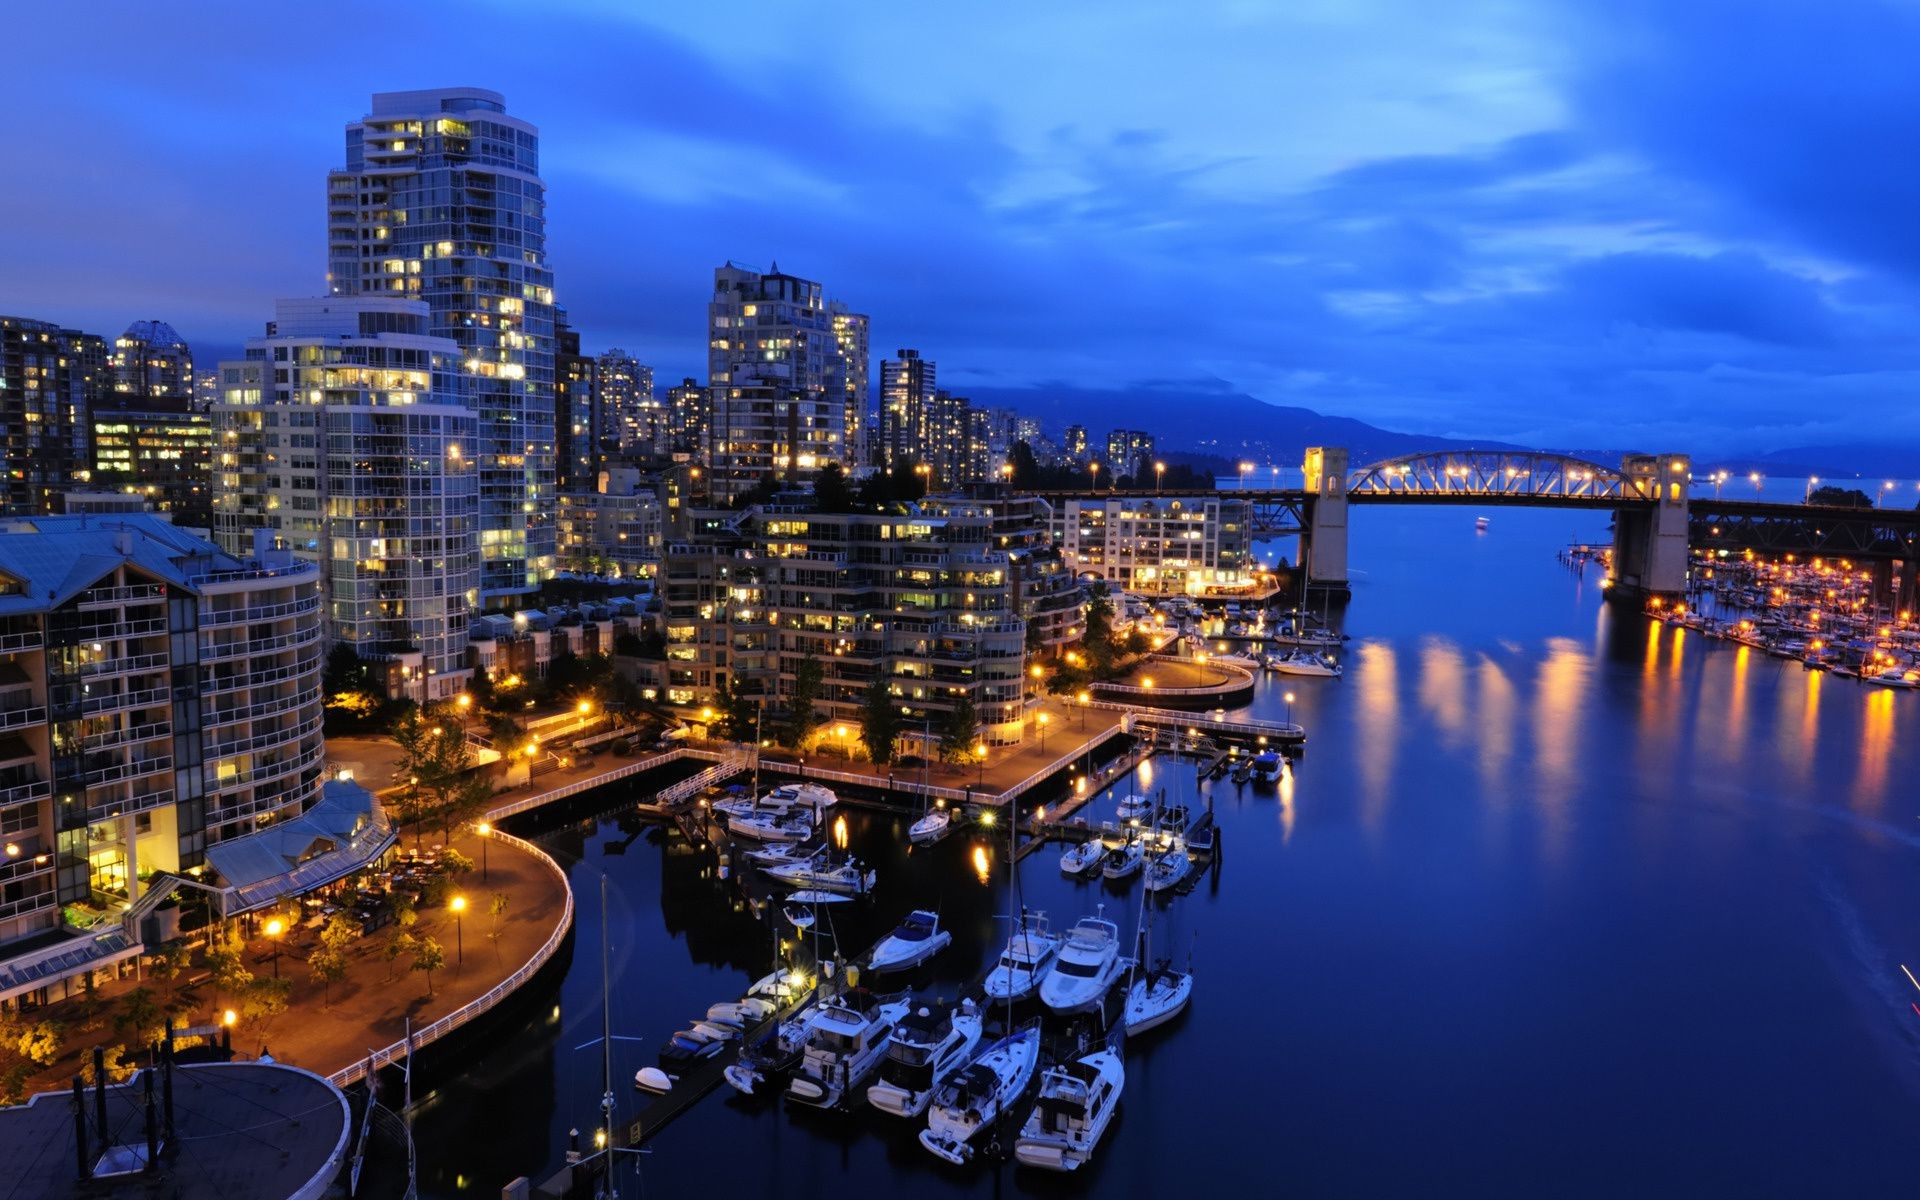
205, 711, 323, 760
77, 583, 167, 609
0, 777, 50, 806
0, 704, 45, 732
201, 622, 323, 661
328, 830, 573, 1091
0, 629, 44, 652
199, 591, 322, 627
996, 724, 1131, 804
657, 750, 754, 805
783, 760, 974, 804
484, 748, 691, 822
81, 687, 169, 716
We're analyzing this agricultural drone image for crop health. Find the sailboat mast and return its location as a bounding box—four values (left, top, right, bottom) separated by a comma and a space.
598, 873, 616, 1200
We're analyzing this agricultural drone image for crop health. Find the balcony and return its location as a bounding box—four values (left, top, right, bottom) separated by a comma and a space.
80, 686, 169, 717
0, 703, 46, 732
76, 583, 167, 610
199, 591, 321, 626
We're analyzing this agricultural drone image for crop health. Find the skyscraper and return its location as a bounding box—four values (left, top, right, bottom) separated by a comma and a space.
1, 315, 106, 514
707, 263, 855, 501
327, 87, 555, 604
1063, 424, 1089, 463
596, 349, 660, 453
879, 348, 935, 470
110, 320, 193, 400
213, 297, 479, 703
831, 303, 870, 464
1106, 429, 1156, 480
665, 377, 710, 458
554, 316, 600, 494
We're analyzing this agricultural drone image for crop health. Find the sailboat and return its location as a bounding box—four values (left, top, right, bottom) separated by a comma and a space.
908, 801, 952, 844
765, 848, 877, 896
1125, 852, 1193, 1035
1059, 838, 1104, 877
1014, 1032, 1125, 1172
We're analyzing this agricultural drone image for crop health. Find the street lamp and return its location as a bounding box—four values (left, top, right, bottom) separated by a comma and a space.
1088, 461, 1100, 492
1077, 689, 1090, 729
1037, 711, 1051, 752
974, 742, 987, 784
1881, 481, 1896, 508
1154, 462, 1165, 494
1284, 691, 1295, 725
1805, 475, 1820, 502
450, 895, 466, 970
1749, 471, 1763, 494
264, 917, 285, 980
476, 821, 491, 882
1238, 462, 1252, 490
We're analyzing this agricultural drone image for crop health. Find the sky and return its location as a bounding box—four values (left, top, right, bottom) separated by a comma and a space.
4, 0, 1918, 456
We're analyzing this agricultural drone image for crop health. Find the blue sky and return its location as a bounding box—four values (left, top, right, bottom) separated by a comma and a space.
4, 0, 1917, 455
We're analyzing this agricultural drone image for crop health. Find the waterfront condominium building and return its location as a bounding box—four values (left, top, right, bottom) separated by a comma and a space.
327, 87, 556, 604
878, 348, 934, 471
555, 466, 664, 581
0, 514, 326, 1004
110, 320, 193, 401
212, 297, 479, 703
923, 494, 1086, 653
554, 317, 601, 494
707, 264, 857, 501
662, 499, 1029, 743
1, 316, 107, 515
1047, 495, 1255, 596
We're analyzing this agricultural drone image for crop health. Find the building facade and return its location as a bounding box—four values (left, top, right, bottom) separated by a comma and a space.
1048, 495, 1255, 596
88, 394, 213, 527
555, 466, 664, 581
1, 316, 106, 515
831, 305, 870, 465
878, 348, 935, 470
595, 349, 659, 453
662, 501, 1030, 743
554, 317, 600, 494
1063, 425, 1089, 463
327, 87, 556, 604
212, 297, 479, 703
665, 377, 710, 459
1105, 429, 1157, 481
0, 515, 325, 1003
110, 320, 193, 401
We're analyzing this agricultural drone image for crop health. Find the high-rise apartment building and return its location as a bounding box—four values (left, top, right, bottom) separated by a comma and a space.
555, 466, 663, 581
213, 298, 479, 702
0, 515, 326, 1000
88, 394, 213, 527
327, 87, 556, 603
878, 349, 935, 470
1106, 429, 1156, 480
595, 349, 659, 453
1063, 425, 1089, 463
830, 304, 870, 464
925, 390, 973, 488
110, 320, 193, 401
1, 316, 107, 515
665, 377, 710, 458
708, 264, 857, 501
554, 317, 600, 494
924, 494, 1085, 652
960, 404, 997, 488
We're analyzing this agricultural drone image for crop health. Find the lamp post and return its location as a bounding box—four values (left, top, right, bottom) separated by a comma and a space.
1037, 711, 1051, 752
1239, 462, 1252, 490
264, 917, 284, 980
1750, 471, 1763, 494
1088, 462, 1100, 492
450, 895, 466, 971
476, 821, 491, 882
1284, 691, 1295, 726
1154, 462, 1165, 494
1077, 690, 1089, 730
1805, 475, 1819, 503
974, 742, 987, 785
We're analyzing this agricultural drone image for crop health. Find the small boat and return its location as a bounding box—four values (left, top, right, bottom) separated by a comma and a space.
1114, 793, 1153, 821
1101, 839, 1145, 881
1143, 846, 1191, 894
1183, 813, 1216, 857
786, 991, 912, 1108
717, 783, 838, 820
908, 806, 952, 844
784, 889, 854, 906
1059, 839, 1105, 877
1014, 1041, 1125, 1172
783, 904, 816, 930
1231, 759, 1253, 784
725, 1000, 821, 1096
707, 997, 776, 1026
1268, 649, 1341, 678
634, 1066, 676, 1094
1040, 914, 1127, 1014
741, 841, 814, 868
1249, 751, 1282, 785
1124, 961, 1193, 1034
1475, 515, 1491, 532
868, 910, 952, 973
691, 1019, 742, 1042
745, 968, 810, 1003
659, 1030, 728, 1066
867, 1002, 985, 1118
728, 808, 815, 843
1865, 667, 1919, 689
766, 854, 878, 896
984, 911, 1062, 1003
919, 1022, 1043, 1165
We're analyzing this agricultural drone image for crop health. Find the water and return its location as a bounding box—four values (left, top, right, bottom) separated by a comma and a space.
414, 505, 1920, 1195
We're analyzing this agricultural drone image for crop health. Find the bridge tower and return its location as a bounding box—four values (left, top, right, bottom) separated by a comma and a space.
1609, 454, 1691, 602
1301, 446, 1351, 601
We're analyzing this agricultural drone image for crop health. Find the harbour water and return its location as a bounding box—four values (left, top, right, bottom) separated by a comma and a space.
413, 502, 1920, 1196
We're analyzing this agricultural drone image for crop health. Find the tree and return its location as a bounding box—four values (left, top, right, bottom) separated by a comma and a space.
813, 462, 855, 513
205, 928, 253, 1015
15, 1019, 62, 1067
859, 675, 900, 766
115, 986, 162, 1045
308, 947, 348, 1008
321, 910, 361, 957
441, 848, 475, 882
780, 650, 823, 749
148, 942, 190, 1002
1807, 485, 1872, 508
1009, 440, 1043, 489
437, 773, 493, 847
488, 892, 511, 957
712, 676, 759, 743
938, 694, 980, 765
383, 932, 416, 983
412, 936, 446, 997
469, 663, 495, 707
1025, 618, 1046, 656
97, 1044, 137, 1084
240, 977, 292, 1030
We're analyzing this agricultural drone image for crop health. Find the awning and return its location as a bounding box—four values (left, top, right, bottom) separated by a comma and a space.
204, 779, 395, 915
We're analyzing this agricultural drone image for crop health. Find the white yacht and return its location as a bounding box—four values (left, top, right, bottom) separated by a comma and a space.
741, 840, 814, 868
1142, 845, 1192, 894
717, 782, 837, 819
908, 806, 952, 844
867, 1002, 984, 1118
1249, 751, 1282, 785
1114, 793, 1153, 821
1059, 839, 1105, 877
786, 992, 912, 1108
1014, 1045, 1125, 1172
1040, 915, 1126, 1014
1268, 649, 1341, 678
919, 1022, 1042, 1165
766, 853, 877, 896
1124, 961, 1193, 1034
725, 1000, 822, 1096
868, 910, 952, 973
983, 911, 1062, 1003
727, 808, 815, 843
1101, 838, 1145, 881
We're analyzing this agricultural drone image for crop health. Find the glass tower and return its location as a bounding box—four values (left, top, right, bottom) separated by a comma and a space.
327, 87, 555, 603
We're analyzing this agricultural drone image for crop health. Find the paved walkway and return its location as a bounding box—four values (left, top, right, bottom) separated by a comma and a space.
11, 829, 567, 1094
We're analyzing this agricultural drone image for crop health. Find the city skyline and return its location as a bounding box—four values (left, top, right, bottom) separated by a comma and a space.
6, 2, 1919, 460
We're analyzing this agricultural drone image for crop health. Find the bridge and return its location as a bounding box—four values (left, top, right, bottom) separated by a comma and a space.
1039, 447, 1920, 607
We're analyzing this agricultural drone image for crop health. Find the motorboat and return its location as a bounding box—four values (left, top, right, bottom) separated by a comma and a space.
1124, 961, 1193, 1034
908, 806, 952, 844
1231, 758, 1253, 784
1210, 652, 1262, 670
1249, 751, 1282, 785
867, 1002, 985, 1118
707, 996, 777, 1026
1268, 650, 1341, 678
1040, 915, 1126, 1014
717, 782, 837, 820
725, 1001, 822, 1096
784, 889, 853, 907
984, 911, 1062, 1003
766, 853, 877, 896
783, 903, 816, 930
1475, 516, 1491, 532
786, 991, 912, 1108
1143, 845, 1192, 894
1114, 793, 1153, 821
1059, 839, 1105, 877
919, 1022, 1042, 1165
727, 808, 815, 843
868, 910, 952, 973
1866, 667, 1919, 689
1014, 1044, 1125, 1172
1100, 838, 1145, 881
741, 840, 814, 868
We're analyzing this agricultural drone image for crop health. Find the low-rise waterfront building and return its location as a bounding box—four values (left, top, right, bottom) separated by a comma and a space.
556, 466, 664, 581
1048, 494, 1255, 596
